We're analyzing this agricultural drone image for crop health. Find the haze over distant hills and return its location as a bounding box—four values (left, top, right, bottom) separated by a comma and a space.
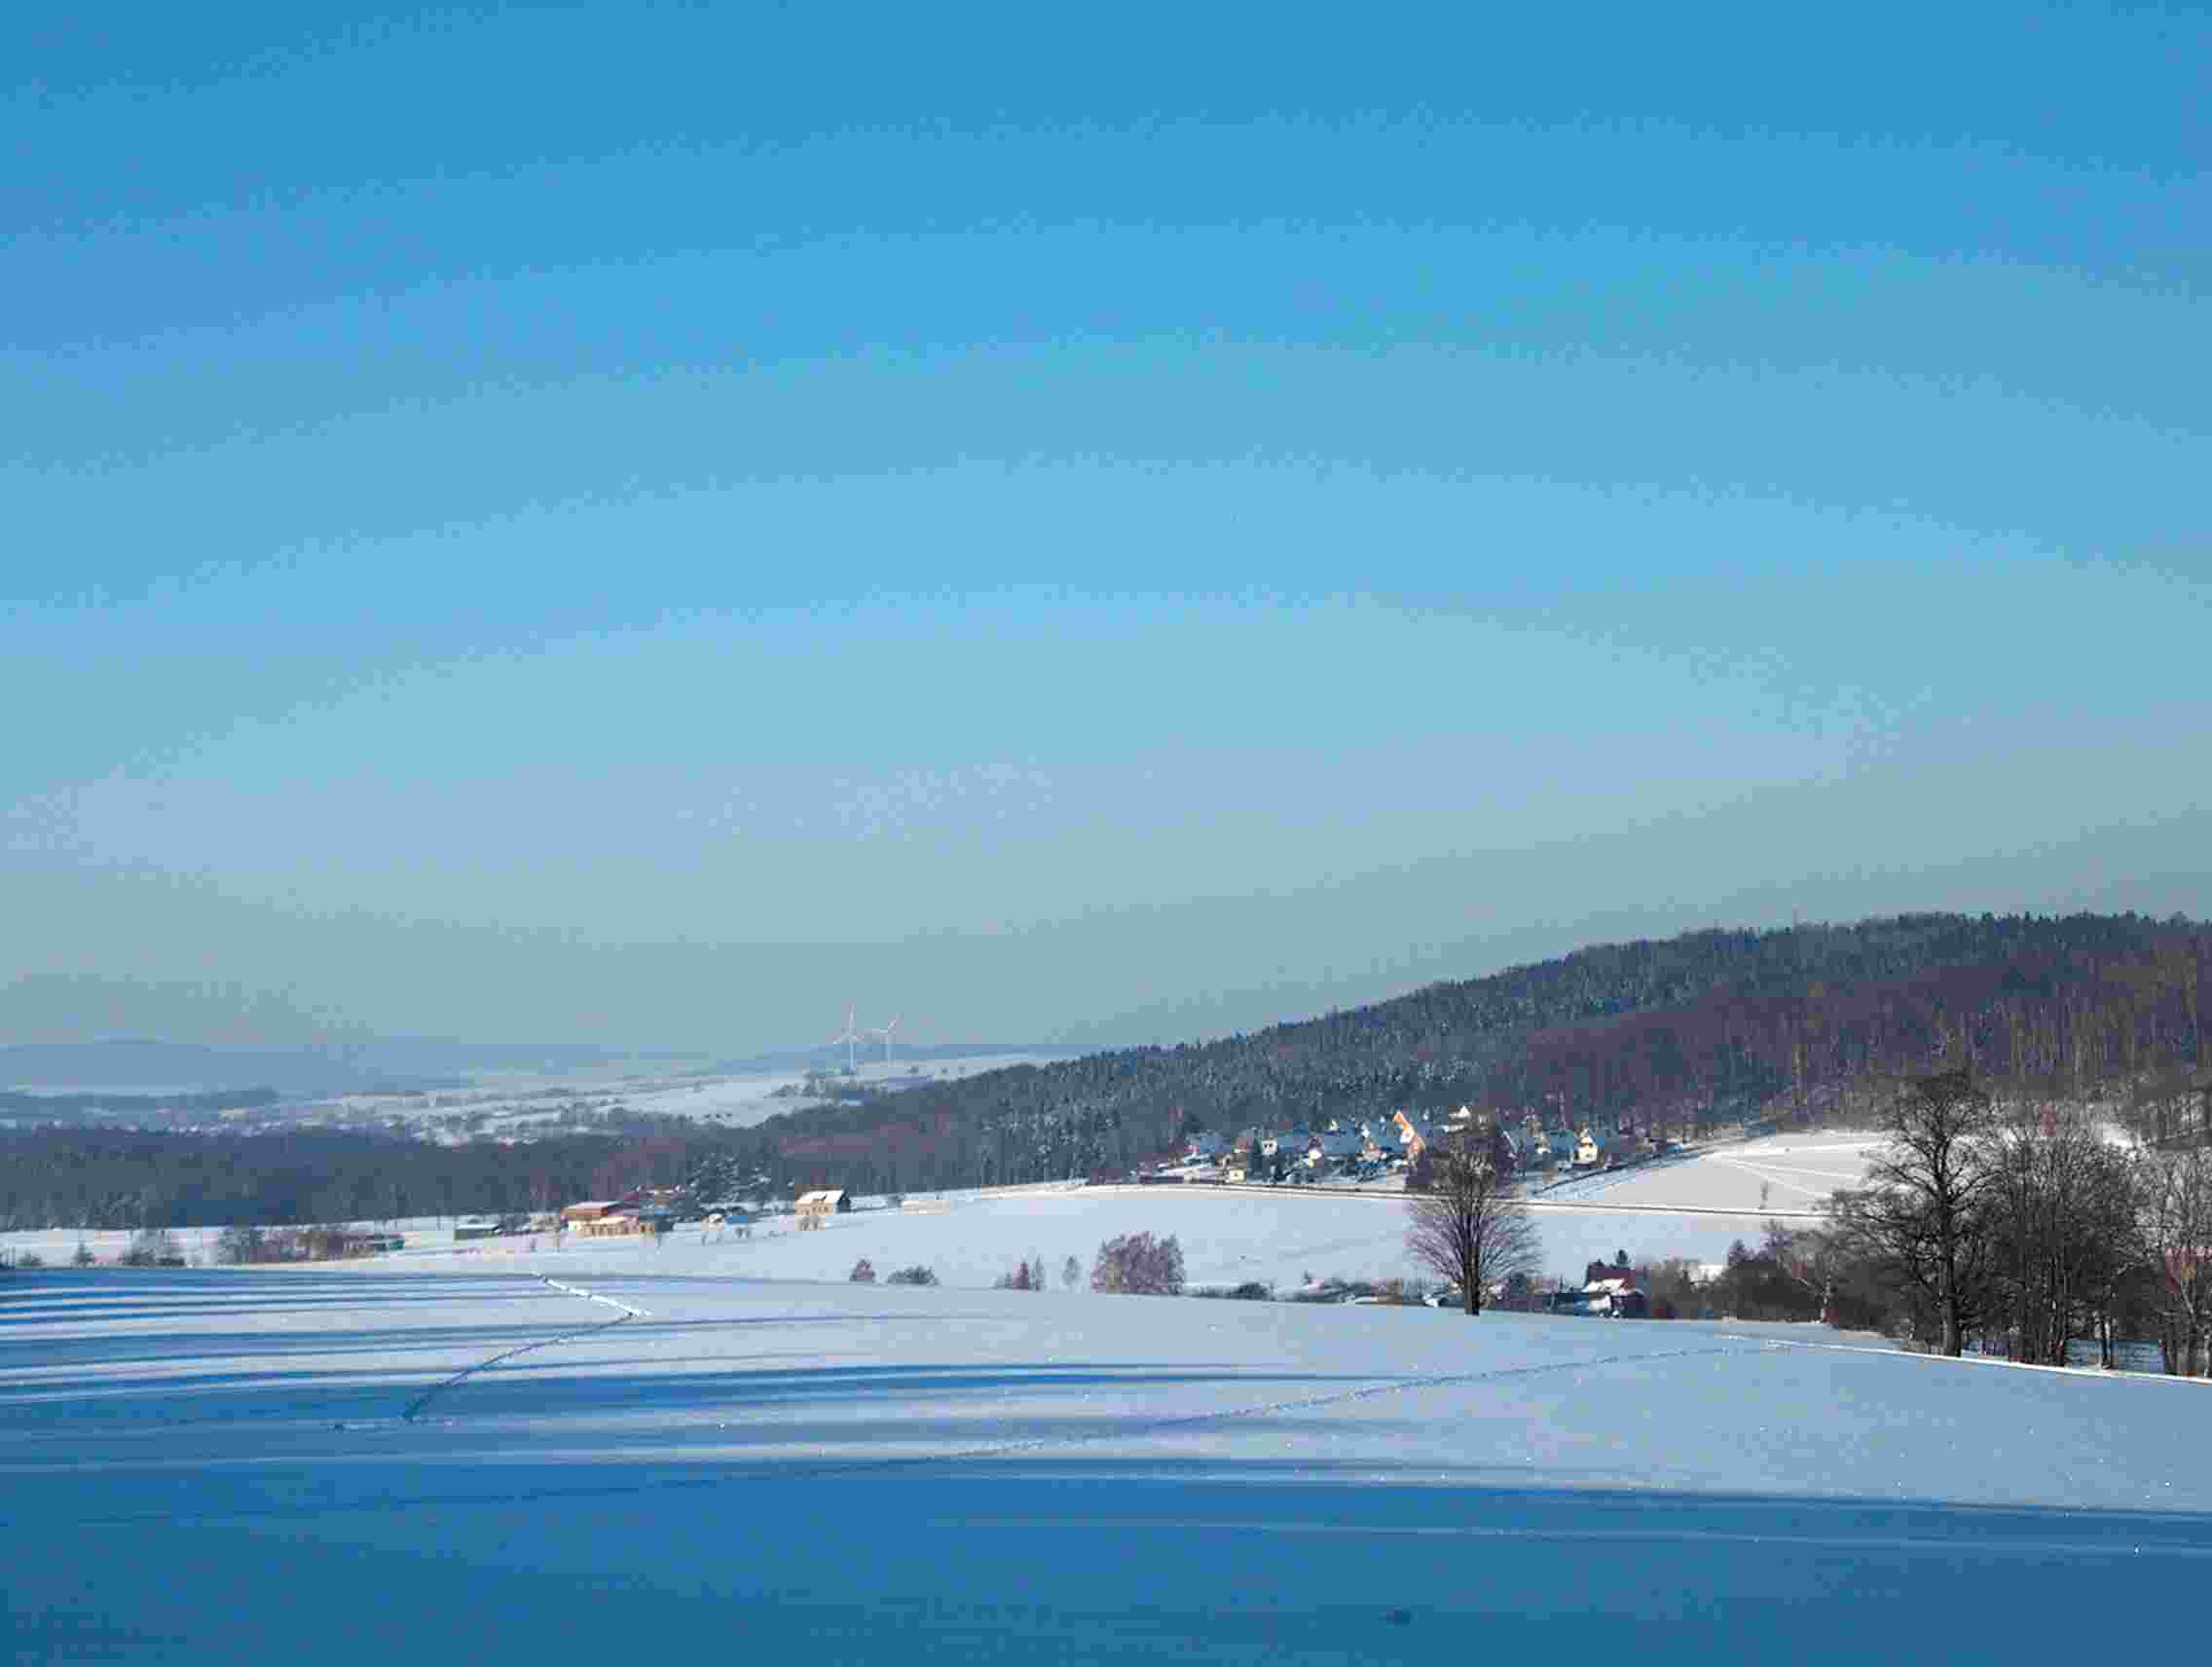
0, 1039, 448, 1094
0, 1035, 1088, 1097
712, 1041, 1093, 1075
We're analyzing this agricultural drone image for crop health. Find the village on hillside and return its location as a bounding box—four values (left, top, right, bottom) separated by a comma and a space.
1158, 1102, 1696, 1186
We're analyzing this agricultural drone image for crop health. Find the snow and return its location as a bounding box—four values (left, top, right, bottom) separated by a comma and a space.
1533, 1132, 1884, 1213
2, 1167, 1825, 1289
207, 1186, 1792, 1291
5, 1264, 2207, 1662
282, 1053, 1064, 1137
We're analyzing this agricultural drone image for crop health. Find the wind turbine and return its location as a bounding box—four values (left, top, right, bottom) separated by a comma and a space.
829, 1008, 865, 1076
869, 1016, 901, 1065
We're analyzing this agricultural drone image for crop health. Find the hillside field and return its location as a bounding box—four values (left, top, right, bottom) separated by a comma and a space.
0, 1133, 1874, 1285
5, 1262, 2207, 1663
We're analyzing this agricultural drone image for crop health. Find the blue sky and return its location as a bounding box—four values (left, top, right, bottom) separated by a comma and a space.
5, 2, 2208, 1052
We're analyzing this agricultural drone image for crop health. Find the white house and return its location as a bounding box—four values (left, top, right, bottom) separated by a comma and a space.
1573, 1128, 1638, 1169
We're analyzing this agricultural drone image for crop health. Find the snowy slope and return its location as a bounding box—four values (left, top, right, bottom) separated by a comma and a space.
4, 1266, 2206, 1663
1534, 1132, 1882, 1212
323, 1187, 1795, 1290
1, 1185, 1809, 1288
288, 1052, 1063, 1137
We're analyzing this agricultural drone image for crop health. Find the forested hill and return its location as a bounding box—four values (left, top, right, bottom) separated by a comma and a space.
731, 912, 2209, 1195
5, 913, 2205, 1232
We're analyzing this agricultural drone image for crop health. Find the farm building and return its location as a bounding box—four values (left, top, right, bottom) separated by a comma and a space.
794, 1189, 851, 1219
571, 1213, 652, 1239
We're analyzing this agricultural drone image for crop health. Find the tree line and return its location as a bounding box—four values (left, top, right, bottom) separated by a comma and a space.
1632, 1072, 2211, 1376
0, 1125, 756, 1232
3, 912, 2204, 1229
736, 911, 2208, 1196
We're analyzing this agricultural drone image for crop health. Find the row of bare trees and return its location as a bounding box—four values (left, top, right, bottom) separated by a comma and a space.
1826, 1071, 2212, 1373
1402, 1074, 2211, 1373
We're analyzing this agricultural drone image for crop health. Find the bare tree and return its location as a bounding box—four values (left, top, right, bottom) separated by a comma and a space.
1828, 1070, 1996, 1354
1982, 1104, 2140, 1365
1763, 1220, 1843, 1322
123, 1227, 179, 1268
1089, 1232, 1186, 1296
2138, 1145, 2212, 1376
1405, 1131, 1539, 1315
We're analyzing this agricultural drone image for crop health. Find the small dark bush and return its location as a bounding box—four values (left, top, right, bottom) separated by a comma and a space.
886, 1265, 938, 1286
849, 1258, 877, 1282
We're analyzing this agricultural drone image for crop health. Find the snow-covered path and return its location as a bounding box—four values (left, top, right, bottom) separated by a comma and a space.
6, 1269, 2206, 1661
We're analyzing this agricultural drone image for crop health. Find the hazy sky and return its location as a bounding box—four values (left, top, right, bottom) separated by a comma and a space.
6, 3, 2209, 1053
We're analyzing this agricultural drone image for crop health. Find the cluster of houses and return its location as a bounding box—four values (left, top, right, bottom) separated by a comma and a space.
559, 1192, 685, 1238
1182, 1107, 1672, 1184
552, 1187, 854, 1240
1547, 1262, 1652, 1318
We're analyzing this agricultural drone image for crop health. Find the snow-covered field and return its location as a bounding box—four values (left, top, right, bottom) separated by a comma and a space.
1537, 1131, 1881, 1213
5, 1265, 2206, 1663
262, 1186, 1791, 1291
0, 1155, 1841, 1289
274, 1052, 1058, 1138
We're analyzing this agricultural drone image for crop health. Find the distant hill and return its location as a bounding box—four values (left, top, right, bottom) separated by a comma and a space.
6, 913, 2205, 1233
0, 1037, 714, 1098
345, 1037, 706, 1077
716, 912, 2211, 1196
712, 1042, 1094, 1075
0, 1039, 458, 1095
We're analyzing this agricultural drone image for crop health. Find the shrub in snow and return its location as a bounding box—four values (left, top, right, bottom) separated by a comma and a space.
72, 1242, 94, 1267
885, 1265, 938, 1286
123, 1228, 179, 1268
1089, 1231, 1185, 1296
849, 1258, 877, 1283
1061, 1255, 1083, 1291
